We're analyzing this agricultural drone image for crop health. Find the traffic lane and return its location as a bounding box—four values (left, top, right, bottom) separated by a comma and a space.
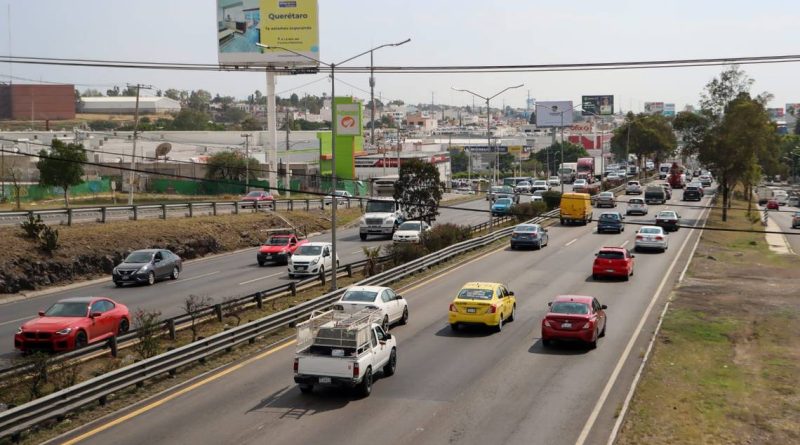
765, 205, 800, 253
0, 202, 488, 355
65, 199, 707, 445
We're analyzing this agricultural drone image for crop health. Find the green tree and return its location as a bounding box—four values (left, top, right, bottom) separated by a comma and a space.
122, 86, 138, 96
673, 111, 711, 159
205, 151, 259, 183
219, 107, 249, 124
699, 65, 754, 120
393, 158, 444, 221
36, 139, 87, 208
241, 117, 263, 131
188, 89, 212, 112
164, 88, 181, 101
106, 86, 120, 97
534, 142, 588, 175
168, 109, 213, 130
450, 150, 469, 173
610, 113, 676, 170
498, 153, 514, 174
290, 93, 299, 106
81, 88, 103, 97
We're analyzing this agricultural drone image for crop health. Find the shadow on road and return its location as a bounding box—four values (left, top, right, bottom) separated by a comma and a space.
247, 384, 352, 419
528, 339, 591, 355
434, 324, 496, 338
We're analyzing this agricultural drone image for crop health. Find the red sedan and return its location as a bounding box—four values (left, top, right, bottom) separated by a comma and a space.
14, 297, 130, 353
592, 247, 635, 281
542, 295, 607, 349
241, 191, 275, 209
766, 199, 780, 210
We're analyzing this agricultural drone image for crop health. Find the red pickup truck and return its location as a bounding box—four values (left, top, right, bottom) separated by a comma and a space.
257, 234, 308, 266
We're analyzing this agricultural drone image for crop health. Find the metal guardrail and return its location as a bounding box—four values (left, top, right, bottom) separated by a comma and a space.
0, 209, 558, 440
0, 198, 368, 226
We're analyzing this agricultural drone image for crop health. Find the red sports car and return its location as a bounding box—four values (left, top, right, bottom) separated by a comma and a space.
542, 295, 607, 349
592, 247, 635, 281
14, 297, 130, 353
240, 191, 275, 209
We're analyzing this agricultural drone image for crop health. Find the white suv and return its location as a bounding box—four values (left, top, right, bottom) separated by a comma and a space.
288, 242, 340, 278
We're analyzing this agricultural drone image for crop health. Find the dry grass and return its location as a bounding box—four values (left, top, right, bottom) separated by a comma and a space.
617, 195, 800, 444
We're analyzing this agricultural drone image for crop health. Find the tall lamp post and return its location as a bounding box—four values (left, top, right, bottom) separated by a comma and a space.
452, 84, 524, 187
258, 38, 410, 291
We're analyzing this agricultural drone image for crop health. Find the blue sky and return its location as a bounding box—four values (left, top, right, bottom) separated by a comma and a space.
1, 0, 798, 112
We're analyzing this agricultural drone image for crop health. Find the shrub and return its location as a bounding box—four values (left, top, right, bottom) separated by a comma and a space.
38, 225, 59, 253
132, 309, 162, 360
421, 223, 471, 252
21, 214, 46, 239
541, 191, 562, 210
385, 242, 427, 266
510, 201, 548, 223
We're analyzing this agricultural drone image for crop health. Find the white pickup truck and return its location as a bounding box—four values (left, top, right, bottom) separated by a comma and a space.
294, 309, 397, 397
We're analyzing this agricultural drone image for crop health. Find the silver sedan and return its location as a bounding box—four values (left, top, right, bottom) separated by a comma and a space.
634, 226, 668, 252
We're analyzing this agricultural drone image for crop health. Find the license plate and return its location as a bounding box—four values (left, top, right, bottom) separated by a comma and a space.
606, 269, 615, 273
369, 225, 382, 228
319, 377, 331, 384
467, 308, 476, 314
561, 323, 572, 328
266, 254, 273, 259
122, 276, 130, 280
296, 266, 306, 271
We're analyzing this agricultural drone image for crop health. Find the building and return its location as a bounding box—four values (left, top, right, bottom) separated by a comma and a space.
0, 83, 76, 120
79, 96, 182, 114
406, 112, 438, 132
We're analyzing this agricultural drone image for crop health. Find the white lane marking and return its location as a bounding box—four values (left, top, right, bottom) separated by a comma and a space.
351, 250, 364, 254
238, 271, 284, 286
166, 271, 219, 285
620, 240, 629, 248
0, 315, 34, 327
575, 201, 711, 445
565, 238, 578, 247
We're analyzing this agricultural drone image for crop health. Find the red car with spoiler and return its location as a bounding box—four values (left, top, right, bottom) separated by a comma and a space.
257, 232, 308, 266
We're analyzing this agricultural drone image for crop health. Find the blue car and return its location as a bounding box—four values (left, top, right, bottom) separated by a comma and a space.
510, 224, 549, 250
491, 198, 514, 216
597, 212, 625, 233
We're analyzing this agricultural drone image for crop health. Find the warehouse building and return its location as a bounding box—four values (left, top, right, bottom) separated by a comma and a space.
0, 83, 76, 120
79, 96, 182, 114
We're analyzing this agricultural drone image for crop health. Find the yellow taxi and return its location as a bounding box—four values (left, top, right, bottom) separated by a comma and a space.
448, 282, 516, 332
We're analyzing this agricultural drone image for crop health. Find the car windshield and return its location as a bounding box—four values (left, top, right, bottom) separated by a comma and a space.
496, 198, 512, 205
398, 222, 421, 231
640, 227, 662, 234
265, 237, 290, 246
659, 212, 677, 218
599, 193, 613, 198
515, 225, 538, 233
599, 213, 620, 220
334, 190, 348, 196
597, 251, 625, 259
246, 191, 262, 197
518, 182, 530, 186
44, 302, 89, 317
629, 199, 644, 205
296, 245, 322, 256
533, 190, 545, 196
575, 180, 586, 185
457, 288, 494, 300
628, 182, 639, 186
534, 181, 546, 185
550, 302, 589, 315
365, 201, 395, 213
341, 290, 378, 302
124, 251, 152, 263
491, 186, 505, 192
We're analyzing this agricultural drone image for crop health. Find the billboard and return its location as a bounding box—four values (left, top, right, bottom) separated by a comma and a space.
663, 103, 676, 117
535, 101, 574, 127
335, 104, 362, 136
786, 103, 800, 117
217, 0, 319, 66
767, 108, 785, 120
644, 102, 665, 115
582, 95, 614, 116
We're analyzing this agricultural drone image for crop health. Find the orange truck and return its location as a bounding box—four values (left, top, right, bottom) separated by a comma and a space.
667, 163, 685, 189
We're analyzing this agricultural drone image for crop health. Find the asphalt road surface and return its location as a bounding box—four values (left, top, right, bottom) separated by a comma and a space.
55, 184, 714, 445
767, 203, 800, 253
0, 198, 493, 361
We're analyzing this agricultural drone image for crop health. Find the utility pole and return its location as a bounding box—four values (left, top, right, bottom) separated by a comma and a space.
127, 83, 152, 205
370, 50, 376, 146
241, 133, 252, 193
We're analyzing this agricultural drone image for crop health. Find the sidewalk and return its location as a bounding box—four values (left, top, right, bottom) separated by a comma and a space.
761, 207, 795, 255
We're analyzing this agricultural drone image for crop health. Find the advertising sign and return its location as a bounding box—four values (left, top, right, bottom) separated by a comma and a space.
767, 108, 785, 120
786, 103, 800, 117
663, 103, 676, 117
570, 121, 593, 132
644, 102, 665, 115
217, 0, 319, 66
535, 101, 574, 127
335, 104, 361, 136
581, 95, 614, 116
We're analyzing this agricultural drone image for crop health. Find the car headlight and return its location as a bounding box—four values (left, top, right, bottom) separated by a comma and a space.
112, 267, 118, 275
137, 265, 150, 274
359, 217, 366, 224
17, 326, 23, 334
384, 217, 394, 223
56, 327, 72, 335
310, 258, 320, 265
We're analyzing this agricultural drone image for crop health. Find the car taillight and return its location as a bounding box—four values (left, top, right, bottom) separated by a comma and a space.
293, 358, 299, 373
581, 322, 592, 330
449, 304, 457, 312
636, 235, 643, 240
655, 236, 663, 240
353, 362, 360, 378
543, 319, 551, 327
487, 305, 497, 314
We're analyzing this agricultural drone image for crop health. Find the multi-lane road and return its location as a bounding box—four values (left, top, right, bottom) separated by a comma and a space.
51, 184, 716, 445
0, 198, 497, 362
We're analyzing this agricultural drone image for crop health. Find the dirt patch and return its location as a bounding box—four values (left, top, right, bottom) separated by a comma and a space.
0, 208, 362, 294
617, 196, 800, 444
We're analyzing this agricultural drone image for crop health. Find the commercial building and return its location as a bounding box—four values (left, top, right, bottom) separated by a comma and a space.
79, 96, 182, 114
0, 83, 76, 120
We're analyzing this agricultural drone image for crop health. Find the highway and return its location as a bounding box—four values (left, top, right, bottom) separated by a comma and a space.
55, 183, 713, 445
0, 198, 495, 362
768, 203, 800, 253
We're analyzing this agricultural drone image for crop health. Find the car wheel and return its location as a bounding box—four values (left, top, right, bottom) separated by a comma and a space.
118, 318, 130, 335
75, 330, 88, 349
510, 244, 515, 250
360, 233, 367, 241
357, 368, 373, 398
382, 316, 390, 333
588, 331, 598, 349
600, 322, 606, 338
534, 242, 541, 250
147, 271, 155, 286
299, 384, 313, 394
508, 304, 516, 322
450, 323, 460, 331
542, 338, 551, 347
494, 315, 504, 333
399, 307, 409, 325
592, 274, 599, 280
288, 273, 295, 279
560, 218, 565, 225
114, 281, 124, 288
170, 266, 180, 280
258, 260, 266, 267
383, 348, 397, 377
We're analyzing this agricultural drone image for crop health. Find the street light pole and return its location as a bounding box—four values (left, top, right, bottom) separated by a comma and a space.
258, 38, 410, 291
370, 50, 376, 146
